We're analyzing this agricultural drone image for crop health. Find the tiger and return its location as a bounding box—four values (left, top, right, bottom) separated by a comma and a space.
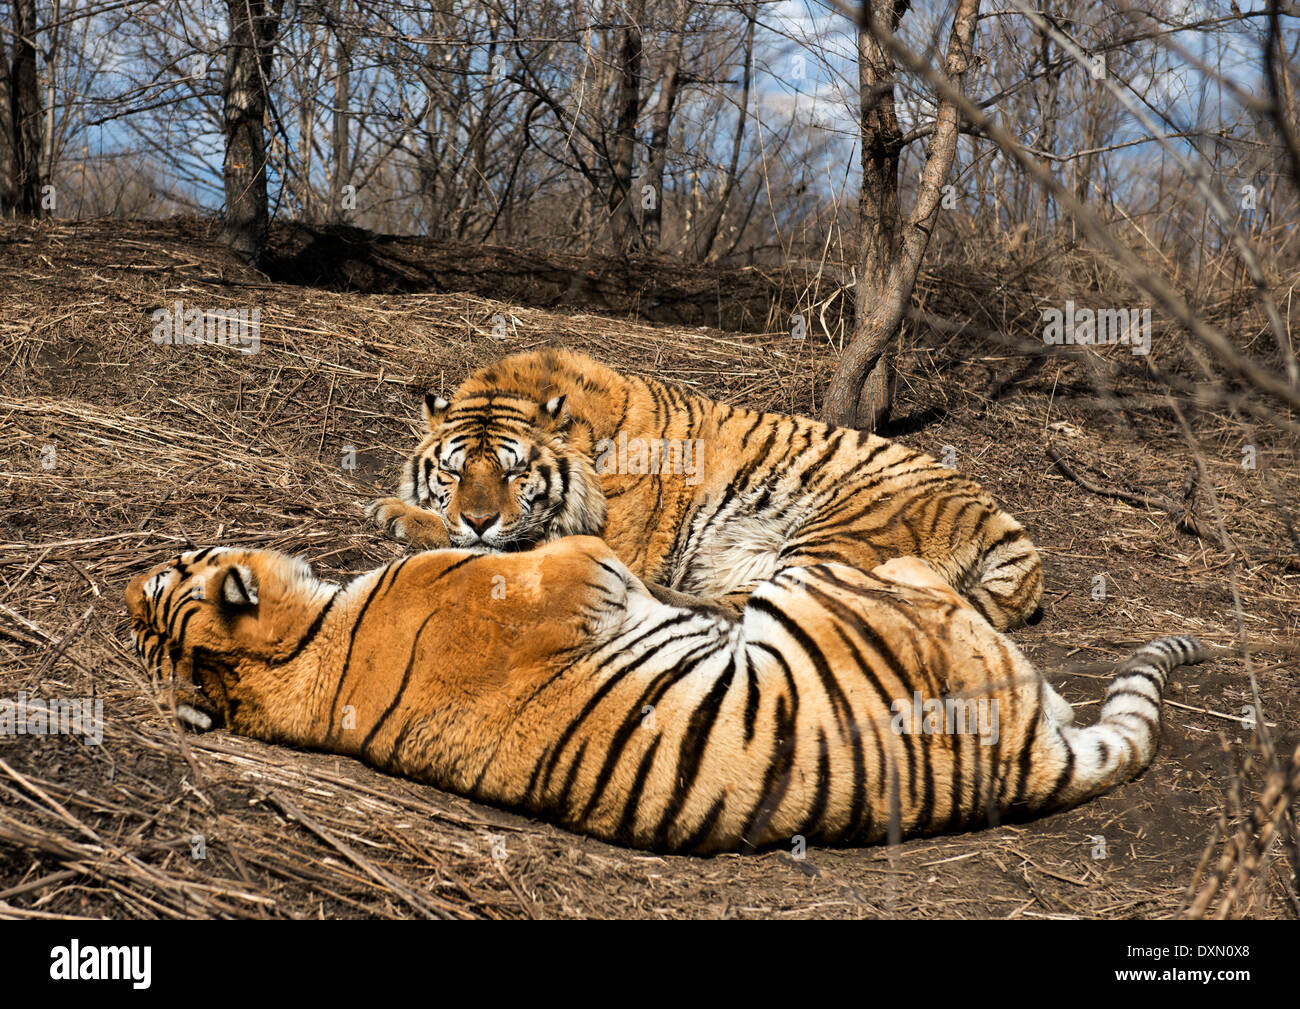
367, 348, 1044, 630
126, 540, 1207, 854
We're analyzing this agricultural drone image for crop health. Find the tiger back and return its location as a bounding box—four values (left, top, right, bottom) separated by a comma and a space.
371, 348, 1044, 630
126, 542, 1205, 853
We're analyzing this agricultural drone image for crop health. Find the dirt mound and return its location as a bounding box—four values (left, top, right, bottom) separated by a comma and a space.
262, 219, 797, 333
0, 218, 1295, 918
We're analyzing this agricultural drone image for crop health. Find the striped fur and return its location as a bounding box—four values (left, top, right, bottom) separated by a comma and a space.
369, 348, 1044, 630
126, 543, 1207, 853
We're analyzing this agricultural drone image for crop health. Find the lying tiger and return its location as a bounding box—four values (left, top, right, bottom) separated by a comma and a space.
368, 348, 1044, 630
126, 541, 1205, 853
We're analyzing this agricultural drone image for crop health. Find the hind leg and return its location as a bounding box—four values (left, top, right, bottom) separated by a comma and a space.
645, 581, 742, 619
872, 557, 970, 610
874, 555, 947, 589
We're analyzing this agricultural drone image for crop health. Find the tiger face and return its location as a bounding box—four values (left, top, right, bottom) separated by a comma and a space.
398, 390, 606, 550
125, 547, 336, 734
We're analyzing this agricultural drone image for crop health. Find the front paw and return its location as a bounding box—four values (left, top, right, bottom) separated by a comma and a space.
367, 496, 417, 540
161, 682, 220, 732
365, 497, 449, 548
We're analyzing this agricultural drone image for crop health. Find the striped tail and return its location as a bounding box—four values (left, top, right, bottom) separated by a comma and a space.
1048, 636, 1209, 808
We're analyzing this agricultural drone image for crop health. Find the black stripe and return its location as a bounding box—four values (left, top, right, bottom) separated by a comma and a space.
746, 596, 855, 739
916, 713, 936, 833
945, 726, 967, 833
359, 608, 439, 757
738, 643, 799, 850
680, 795, 728, 855
271, 588, 342, 666
1107, 710, 1160, 734
555, 738, 590, 818
325, 572, 395, 737
169, 605, 200, 657
742, 654, 760, 744
164, 597, 200, 646
795, 728, 832, 841
650, 654, 739, 849
577, 642, 721, 822
1010, 702, 1041, 807
1118, 669, 1165, 691
532, 612, 701, 796
800, 470, 957, 536
820, 623, 874, 842
1043, 731, 1076, 808
796, 579, 923, 783
789, 427, 845, 490
1104, 687, 1162, 709
614, 736, 662, 845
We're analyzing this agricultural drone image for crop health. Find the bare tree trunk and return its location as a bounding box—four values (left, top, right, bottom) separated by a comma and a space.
0, 39, 13, 213
42, 0, 58, 188
608, 7, 642, 255
822, 0, 979, 430
294, 20, 316, 222
457, 20, 498, 240
329, 17, 351, 224
420, 82, 442, 238
5, 0, 43, 218
690, 1, 755, 262
221, 0, 282, 264
417, 2, 453, 239
641, 0, 691, 250
824, 0, 909, 429
1034, 10, 1060, 237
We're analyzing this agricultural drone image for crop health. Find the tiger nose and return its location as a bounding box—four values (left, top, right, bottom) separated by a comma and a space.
463, 513, 498, 536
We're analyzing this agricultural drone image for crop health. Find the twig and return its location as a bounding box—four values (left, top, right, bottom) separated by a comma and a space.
263, 792, 461, 921
1047, 443, 1229, 547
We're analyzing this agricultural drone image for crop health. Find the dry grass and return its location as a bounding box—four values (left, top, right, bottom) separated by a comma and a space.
0, 217, 1296, 918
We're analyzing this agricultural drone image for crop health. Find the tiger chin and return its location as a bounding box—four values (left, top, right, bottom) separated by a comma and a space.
126, 543, 1208, 855
371, 349, 1046, 631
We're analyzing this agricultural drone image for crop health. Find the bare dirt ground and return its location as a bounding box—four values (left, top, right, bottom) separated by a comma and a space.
0, 217, 1296, 919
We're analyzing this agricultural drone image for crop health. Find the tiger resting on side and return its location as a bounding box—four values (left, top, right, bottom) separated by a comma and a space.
368, 348, 1044, 630
127, 542, 1206, 853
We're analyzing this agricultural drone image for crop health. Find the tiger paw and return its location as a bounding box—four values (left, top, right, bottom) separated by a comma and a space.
161, 682, 220, 732
366, 496, 411, 536
365, 497, 450, 548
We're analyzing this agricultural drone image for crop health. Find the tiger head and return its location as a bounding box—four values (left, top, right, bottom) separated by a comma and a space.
398, 390, 607, 550
125, 547, 335, 735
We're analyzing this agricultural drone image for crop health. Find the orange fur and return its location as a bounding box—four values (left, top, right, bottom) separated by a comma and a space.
370, 349, 1044, 629
127, 543, 1205, 853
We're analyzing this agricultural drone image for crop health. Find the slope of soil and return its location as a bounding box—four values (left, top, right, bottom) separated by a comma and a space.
0, 218, 1295, 919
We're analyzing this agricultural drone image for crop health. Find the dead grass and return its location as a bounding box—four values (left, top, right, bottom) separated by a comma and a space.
0, 217, 1296, 919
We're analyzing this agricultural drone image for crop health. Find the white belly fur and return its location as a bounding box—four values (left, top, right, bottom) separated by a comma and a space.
693, 515, 787, 596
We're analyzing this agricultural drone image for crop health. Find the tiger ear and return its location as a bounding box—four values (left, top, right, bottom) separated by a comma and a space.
539, 394, 570, 433
216, 564, 259, 614
423, 392, 450, 431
